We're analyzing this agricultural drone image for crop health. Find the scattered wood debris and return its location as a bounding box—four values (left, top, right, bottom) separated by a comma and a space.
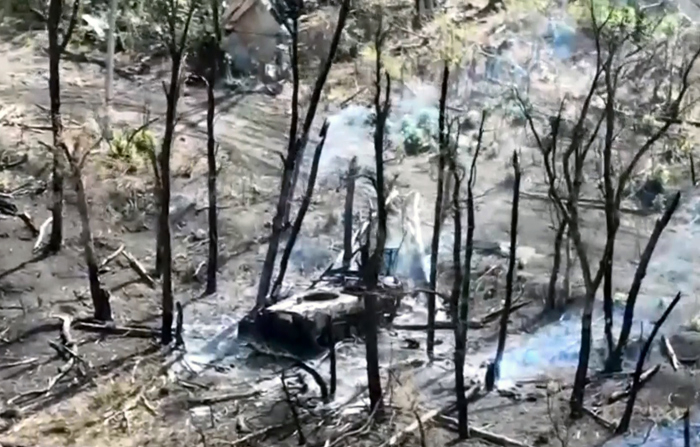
607, 364, 661, 404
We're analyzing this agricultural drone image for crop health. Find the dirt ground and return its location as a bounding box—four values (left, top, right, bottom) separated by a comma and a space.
2, 1, 700, 446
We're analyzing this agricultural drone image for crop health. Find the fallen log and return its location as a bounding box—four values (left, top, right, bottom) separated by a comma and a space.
187, 389, 260, 405
661, 335, 680, 371
437, 414, 532, 447
33, 216, 52, 252
581, 406, 616, 431
99, 244, 125, 270
382, 384, 480, 446
121, 250, 156, 288
607, 364, 660, 404
392, 320, 485, 330
74, 321, 159, 338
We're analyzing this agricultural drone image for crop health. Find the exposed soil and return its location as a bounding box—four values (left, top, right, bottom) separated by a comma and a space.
2, 2, 700, 447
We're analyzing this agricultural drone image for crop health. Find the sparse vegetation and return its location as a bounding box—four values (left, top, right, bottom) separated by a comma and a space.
3, 0, 700, 446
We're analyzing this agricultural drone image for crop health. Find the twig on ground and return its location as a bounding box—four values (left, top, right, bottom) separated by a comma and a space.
661, 335, 680, 371
16, 212, 39, 236
74, 321, 159, 338
187, 390, 260, 405
325, 393, 382, 447
437, 414, 533, 447
581, 406, 616, 431
0, 358, 39, 369
281, 370, 306, 445
121, 250, 156, 288
382, 384, 481, 446
608, 364, 661, 404
99, 244, 125, 270
33, 216, 53, 252
480, 300, 531, 324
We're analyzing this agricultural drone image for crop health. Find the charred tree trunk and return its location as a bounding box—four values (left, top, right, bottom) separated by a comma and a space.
271, 123, 329, 298
364, 293, 382, 413
284, 0, 350, 224
104, 0, 118, 137
427, 63, 450, 359
256, 12, 301, 308
456, 111, 484, 436
606, 192, 681, 372
76, 173, 112, 321
205, 61, 218, 296
343, 157, 358, 270
60, 139, 112, 321
601, 64, 618, 358
486, 151, 520, 391
448, 121, 468, 438
616, 291, 682, 434
362, 21, 391, 415
45, 0, 80, 254
547, 218, 567, 311
326, 315, 337, 397
159, 1, 197, 345
159, 65, 178, 345
460, 112, 485, 319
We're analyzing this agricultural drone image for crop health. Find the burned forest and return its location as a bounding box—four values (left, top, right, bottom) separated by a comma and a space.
5, 0, 700, 446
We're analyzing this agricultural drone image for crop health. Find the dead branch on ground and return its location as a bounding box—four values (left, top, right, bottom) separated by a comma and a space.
661, 335, 680, 371
616, 291, 682, 433
383, 385, 481, 446
121, 250, 157, 288
187, 389, 260, 405
33, 216, 53, 253
437, 414, 531, 447
99, 243, 125, 271
281, 369, 306, 445
581, 406, 616, 431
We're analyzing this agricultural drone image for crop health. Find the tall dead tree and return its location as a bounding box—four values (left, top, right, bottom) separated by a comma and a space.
158, 0, 198, 345
283, 0, 351, 225
486, 151, 520, 392
205, 0, 223, 296
541, 106, 567, 312
516, 7, 700, 413
60, 133, 112, 321
605, 192, 681, 370
363, 17, 392, 414
600, 40, 700, 371
104, 0, 119, 137
45, 0, 80, 254
616, 291, 682, 434
256, 0, 350, 307
454, 110, 484, 437
271, 122, 330, 297
427, 62, 450, 358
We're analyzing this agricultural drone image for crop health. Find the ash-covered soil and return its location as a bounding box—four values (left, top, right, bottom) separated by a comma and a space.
2, 1, 700, 446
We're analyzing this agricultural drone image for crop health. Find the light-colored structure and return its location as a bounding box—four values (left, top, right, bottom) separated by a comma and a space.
221, 0, 287, 75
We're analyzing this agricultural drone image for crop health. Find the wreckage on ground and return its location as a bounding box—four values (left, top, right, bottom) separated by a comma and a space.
220, 0, 291, 81
239, 191, 430, 358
